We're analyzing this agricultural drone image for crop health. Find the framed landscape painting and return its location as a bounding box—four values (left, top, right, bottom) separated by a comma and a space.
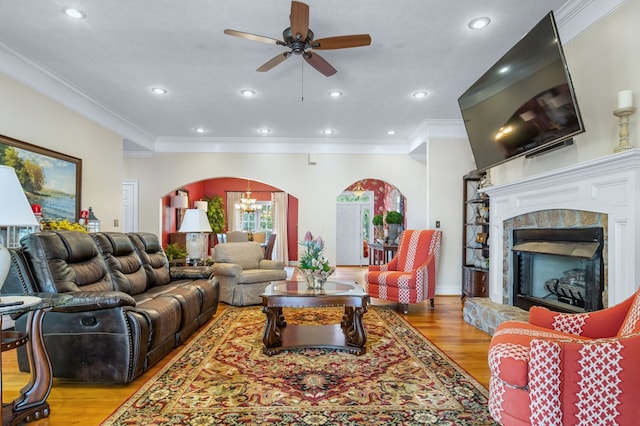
0, 134, 82, 222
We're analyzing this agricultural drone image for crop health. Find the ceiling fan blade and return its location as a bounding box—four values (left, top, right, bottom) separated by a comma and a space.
290, 1, 309, 41
304, 52, 337, 77
257, 52, 291, 72
312, 34, 372, 50
224, 29, 283, 45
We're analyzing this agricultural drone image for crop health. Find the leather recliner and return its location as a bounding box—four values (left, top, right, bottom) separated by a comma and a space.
3, 230, 219, 384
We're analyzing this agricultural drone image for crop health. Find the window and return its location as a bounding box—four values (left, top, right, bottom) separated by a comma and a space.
240, 202, 272, 236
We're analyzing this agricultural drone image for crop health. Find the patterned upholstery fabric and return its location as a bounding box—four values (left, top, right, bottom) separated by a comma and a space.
365, 230, 442, 308
488, 289, 640, 425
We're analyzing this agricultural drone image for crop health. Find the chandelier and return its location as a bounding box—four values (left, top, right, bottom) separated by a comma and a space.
351, 181, 366, 198
236, 180, 262, 213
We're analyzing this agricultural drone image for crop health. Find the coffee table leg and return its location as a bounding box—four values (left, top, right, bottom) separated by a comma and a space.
342, 305, 367, 350
262, 306, 283, 349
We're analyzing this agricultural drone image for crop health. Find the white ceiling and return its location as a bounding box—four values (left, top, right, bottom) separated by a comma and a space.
0, 0, 624, 157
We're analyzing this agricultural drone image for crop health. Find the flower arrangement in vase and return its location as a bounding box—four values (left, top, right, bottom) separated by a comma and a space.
298, 231, 335, 289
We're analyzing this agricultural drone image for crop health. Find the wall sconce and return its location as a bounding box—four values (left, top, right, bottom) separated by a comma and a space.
171, 194, 189, 229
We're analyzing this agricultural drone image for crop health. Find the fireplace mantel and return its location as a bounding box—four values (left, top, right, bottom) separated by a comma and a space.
483, 149, 640, 307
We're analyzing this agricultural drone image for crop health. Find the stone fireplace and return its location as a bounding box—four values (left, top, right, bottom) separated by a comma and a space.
483, 149, 640, 309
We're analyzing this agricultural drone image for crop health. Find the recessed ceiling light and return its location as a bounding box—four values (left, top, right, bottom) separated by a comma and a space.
257, 128, 271, 134
322, 128, 334, 135
412, 91, 428, 99
387, 130, 396, 135
194, 127, 207, 134
329, 91, 343, 98
469, 17, 491, 30
64, 8, 86, 19
151, 87, 167, 95
240, 89, 256, 97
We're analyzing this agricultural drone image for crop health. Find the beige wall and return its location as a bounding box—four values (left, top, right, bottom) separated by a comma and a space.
490, 0, 640, 184
123, 152, 428, 264
0, 73, 124, 231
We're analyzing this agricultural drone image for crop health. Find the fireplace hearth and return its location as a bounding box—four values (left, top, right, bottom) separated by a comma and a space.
512, 227, 604, 313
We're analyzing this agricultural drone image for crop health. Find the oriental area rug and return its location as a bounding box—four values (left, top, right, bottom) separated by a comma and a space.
101, 306, 496, 425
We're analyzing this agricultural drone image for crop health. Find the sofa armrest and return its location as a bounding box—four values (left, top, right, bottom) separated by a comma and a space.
170, 265, 214, 280
212, 263, 242, 277
258, 259, 284, 270
51, 290, 137, 313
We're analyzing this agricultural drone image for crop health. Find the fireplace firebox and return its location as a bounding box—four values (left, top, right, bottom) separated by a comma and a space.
512, 227, 604, 313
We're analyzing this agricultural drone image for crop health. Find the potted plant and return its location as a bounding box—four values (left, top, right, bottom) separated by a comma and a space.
372, 214, 384, 240
164, 243, 187, 261
203, 195, 225, 234
385, 211, 403, 243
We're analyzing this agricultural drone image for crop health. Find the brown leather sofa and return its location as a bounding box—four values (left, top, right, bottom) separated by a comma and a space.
3, 230, 219, 384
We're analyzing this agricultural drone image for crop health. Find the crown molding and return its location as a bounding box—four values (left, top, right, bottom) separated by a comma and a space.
0, 41, 155, 150
555, 0, 628, 41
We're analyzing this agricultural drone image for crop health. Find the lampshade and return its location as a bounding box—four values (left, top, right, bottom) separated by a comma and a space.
194, 200, 208, 211
178, 209, 212, 233
0, 165, 39, 292
0, 166, 39, 227
171, 194, 189, 209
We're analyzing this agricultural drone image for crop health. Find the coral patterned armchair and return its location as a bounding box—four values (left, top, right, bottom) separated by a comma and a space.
366, 229, 442, 313
488, 289, 640, 425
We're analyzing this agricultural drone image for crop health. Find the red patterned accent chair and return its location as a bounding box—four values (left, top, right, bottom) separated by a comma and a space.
366, 229, 442, 314
488, 289, 640, 425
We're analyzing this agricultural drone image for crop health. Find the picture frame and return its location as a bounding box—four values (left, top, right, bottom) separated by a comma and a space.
0, 134, 82, 222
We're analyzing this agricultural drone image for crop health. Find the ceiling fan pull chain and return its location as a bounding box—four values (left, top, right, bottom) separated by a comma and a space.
301, 58, 304, 102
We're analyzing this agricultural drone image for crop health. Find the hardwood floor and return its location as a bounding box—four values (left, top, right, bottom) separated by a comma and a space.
1, 267, 492, 425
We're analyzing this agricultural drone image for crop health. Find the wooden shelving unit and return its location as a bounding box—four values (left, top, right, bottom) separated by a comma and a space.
462, 171, 489, 298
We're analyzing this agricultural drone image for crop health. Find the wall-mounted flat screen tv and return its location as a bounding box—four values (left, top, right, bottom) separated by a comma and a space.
458, 11, 584, 171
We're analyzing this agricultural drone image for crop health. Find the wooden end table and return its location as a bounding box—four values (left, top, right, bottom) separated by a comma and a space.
261, 280, 369, 356
1, 293, 72, 425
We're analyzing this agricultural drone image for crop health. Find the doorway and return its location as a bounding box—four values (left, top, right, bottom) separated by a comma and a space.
336, 191, 372, 266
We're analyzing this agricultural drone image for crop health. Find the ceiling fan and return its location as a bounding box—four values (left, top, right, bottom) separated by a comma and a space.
223, 1, 371, 77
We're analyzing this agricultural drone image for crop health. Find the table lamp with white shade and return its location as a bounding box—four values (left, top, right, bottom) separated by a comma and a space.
178, 208, 212, 263
0, 165, 39, 292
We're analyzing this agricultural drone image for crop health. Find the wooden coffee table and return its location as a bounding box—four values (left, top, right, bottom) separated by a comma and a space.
261, 280, 369, 355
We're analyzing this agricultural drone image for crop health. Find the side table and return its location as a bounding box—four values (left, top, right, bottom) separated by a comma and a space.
0, 293, 72, 425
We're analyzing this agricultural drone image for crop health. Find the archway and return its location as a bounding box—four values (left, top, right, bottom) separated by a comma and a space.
161, 177, 299, 263
337, 179, 406, 266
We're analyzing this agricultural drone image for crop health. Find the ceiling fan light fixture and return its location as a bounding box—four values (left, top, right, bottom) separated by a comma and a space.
469, 17, 491, 30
